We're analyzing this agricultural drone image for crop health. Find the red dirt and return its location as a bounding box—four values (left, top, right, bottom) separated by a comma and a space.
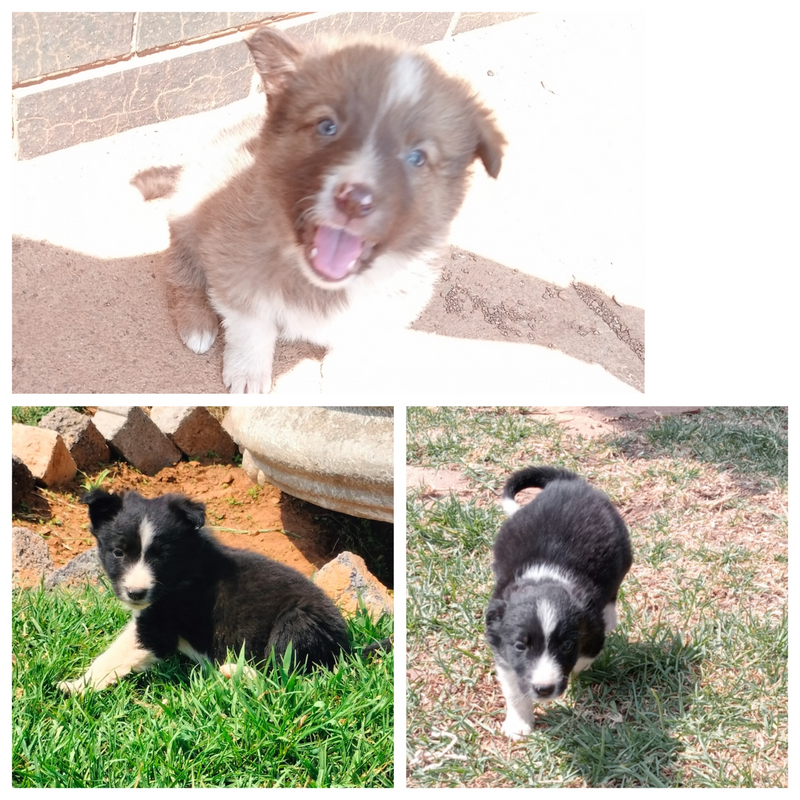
13, 460, 341, 580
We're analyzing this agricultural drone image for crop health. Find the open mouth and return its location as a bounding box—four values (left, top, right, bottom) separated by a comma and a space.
305, 225, 373, 282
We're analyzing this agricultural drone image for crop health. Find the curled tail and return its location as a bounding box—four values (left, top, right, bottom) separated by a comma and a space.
501, 466, 582, 517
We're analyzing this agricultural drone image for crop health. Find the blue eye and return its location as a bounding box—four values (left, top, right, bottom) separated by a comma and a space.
406, 149, 426, 167
317, 118, 337, 136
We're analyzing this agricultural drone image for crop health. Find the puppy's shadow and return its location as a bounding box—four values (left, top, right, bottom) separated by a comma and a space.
533, 634, 702, 787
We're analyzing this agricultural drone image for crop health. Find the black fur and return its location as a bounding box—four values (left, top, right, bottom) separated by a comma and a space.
485, 466, 632, 735
83, 488, 351, 670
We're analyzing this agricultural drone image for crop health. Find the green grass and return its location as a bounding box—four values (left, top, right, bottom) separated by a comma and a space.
12, 584, 393, 788
406, 406, 787, 788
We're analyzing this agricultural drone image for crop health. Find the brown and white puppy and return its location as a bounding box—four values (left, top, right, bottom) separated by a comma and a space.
139, 27, 505, 393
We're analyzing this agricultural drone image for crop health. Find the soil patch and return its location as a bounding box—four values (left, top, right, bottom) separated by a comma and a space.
13, 460, 369, 582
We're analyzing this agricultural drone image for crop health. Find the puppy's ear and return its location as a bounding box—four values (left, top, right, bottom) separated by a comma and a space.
169, 495, 206, 530
80, 490, 124, 533
474, 108, 506, 179
485, 598, 506, 626
246, 27, 304, 97
485, 598, 507, 648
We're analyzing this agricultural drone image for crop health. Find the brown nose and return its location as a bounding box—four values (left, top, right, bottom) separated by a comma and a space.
334, 183, 374, 219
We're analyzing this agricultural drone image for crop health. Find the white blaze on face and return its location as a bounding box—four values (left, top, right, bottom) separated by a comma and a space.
528, 598, 562, 693
382, 53, 425, 110
121, 517, 156, 605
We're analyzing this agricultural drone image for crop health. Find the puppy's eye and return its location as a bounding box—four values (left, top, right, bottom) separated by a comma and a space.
561, 640, 574, 653
316, 118, 337, 137
406, 149, 426, 167
112, 548, 124, 558
514, 641, 527, 652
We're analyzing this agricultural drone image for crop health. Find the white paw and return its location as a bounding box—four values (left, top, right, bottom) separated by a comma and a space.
58, 677, 88, 696
222, 345, 274, 394
219, 663, 258, 680
501, 714, 533, 740
182, 328, 218, 354
222, 365, 273, 394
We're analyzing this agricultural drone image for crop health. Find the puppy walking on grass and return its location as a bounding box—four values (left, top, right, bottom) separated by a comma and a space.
485, 466, 632, 739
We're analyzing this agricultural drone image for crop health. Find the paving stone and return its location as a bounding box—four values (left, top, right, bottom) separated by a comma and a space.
225, 407, 393, 522
150, 406, 238, 460
39, 407, 110, 471
93, 406, 181, 476
12, 423, 77, 486
12, 12, 134, 84
314, 551, 393, 621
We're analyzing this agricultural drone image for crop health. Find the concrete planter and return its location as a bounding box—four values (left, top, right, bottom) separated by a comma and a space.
224, 407, 393, 523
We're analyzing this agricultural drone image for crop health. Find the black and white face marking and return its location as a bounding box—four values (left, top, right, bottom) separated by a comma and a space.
114, 517, 157, 610
501, 584, 583, 702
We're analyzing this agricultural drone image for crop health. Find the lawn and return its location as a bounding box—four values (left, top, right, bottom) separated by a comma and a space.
12, 584, 393, 788
406, 406, 787, 788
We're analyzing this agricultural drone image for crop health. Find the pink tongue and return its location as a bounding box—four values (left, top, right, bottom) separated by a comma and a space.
311, 226, 364, 280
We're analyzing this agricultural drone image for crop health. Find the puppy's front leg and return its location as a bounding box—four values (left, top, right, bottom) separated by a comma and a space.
219, 309, 278, 394
495, 663, 535, 739
58, 620, 158, 695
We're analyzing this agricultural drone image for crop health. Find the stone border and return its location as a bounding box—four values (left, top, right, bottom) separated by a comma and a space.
12, 11, 531, 160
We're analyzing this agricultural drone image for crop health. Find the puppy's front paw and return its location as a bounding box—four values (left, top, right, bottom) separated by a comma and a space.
501, 711, 533, 739
222, 365, 273, 394
222, 349, 273, 394
58, 677, 88, 696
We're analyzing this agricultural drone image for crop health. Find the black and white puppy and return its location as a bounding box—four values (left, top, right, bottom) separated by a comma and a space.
485, 466, 632, 738
59, 489, 352, 694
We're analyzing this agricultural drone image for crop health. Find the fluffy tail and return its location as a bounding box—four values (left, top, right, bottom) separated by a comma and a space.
501, 466, 582, 517
130, 165, 183, 200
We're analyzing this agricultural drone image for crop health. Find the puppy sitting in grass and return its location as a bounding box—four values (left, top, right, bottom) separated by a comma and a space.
59, 489, 362, 694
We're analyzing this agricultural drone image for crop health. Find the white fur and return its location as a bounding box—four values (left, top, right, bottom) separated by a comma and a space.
177, 637, 210, 665
58, 620, 157, 695
528, 651, 562, 694
519, 563, 574, 586
383, 53, 425, 109
216, 249, 439, 394
495, 662, 535, 740
183, 328, 217, 355
502, 496, 520, 517
119, 517, 156, 608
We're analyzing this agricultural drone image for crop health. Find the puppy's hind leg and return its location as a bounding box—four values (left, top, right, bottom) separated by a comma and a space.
165, 220, 220, 354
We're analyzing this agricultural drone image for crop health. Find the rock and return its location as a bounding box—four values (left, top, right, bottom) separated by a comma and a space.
12, 526, 55, 586
45, 548, 104, 589
92, 406, 181, 475
314, 551, 393, 620
38, 407, 110, 470
12, 423, 77, 486
12, 456, 36, 511
150, 406, 238, 460
225, 407, 393, 522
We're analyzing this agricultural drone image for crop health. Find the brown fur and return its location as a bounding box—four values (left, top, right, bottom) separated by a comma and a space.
150, 26, 505, 392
